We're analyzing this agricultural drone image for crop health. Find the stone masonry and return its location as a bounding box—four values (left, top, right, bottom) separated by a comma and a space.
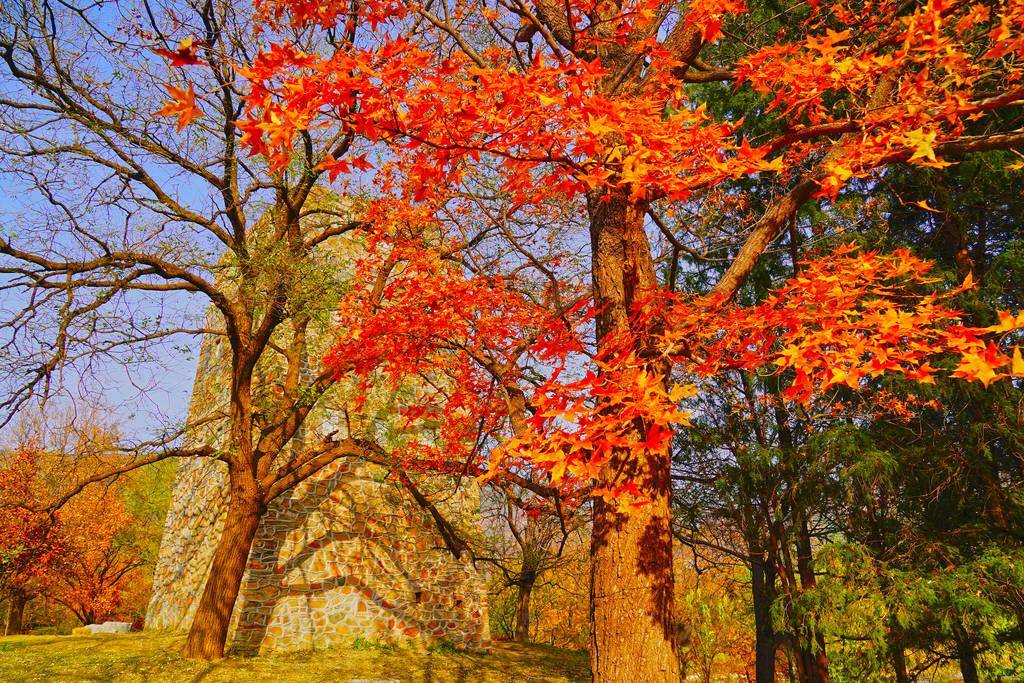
147, 453, 490, 654
145, 197, 489, 654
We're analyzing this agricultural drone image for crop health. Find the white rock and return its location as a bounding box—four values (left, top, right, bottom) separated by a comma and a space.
85, 621, 132, 634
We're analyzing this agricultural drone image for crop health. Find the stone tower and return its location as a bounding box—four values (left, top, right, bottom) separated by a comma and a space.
145, 200, 489, 655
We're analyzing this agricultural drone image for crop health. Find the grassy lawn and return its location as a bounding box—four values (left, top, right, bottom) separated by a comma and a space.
0, 631, 590, 683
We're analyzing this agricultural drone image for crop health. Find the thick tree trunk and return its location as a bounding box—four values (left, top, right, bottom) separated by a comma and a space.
514, 574, 535, 642
588, 193, 681, 682
755, 635, 778, 683
750, 557, 777, 683
182, 474, 264, 660
954, 624, 980, 683
4, 593, 28, 635
591, 466, 678, 681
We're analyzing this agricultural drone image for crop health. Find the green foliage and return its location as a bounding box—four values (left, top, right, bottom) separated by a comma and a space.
350, 635, 396, 651
670, 147, 1024, 681
122, 459, 177, 566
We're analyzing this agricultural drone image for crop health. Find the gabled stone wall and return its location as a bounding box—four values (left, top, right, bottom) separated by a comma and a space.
145, 195, 489, 654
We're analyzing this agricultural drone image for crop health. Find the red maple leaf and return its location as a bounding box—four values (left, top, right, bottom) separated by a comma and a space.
153, 37, 207, 68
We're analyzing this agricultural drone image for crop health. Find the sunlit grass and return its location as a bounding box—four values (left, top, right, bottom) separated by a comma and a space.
0, 631, 590, 682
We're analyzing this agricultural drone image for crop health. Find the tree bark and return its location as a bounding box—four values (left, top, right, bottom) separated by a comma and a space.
514, 573, 535, 642
885, 605, 910, 683
4, 592, 28, 635
182, 472, 264, 660
954, 624, 980, 683
751, 556, 777, 683
588, 192, 681, 682
890, 637, 910, 683
794, 518, 829, 683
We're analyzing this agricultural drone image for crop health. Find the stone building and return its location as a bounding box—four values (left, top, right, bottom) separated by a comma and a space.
145, 199, 489, 654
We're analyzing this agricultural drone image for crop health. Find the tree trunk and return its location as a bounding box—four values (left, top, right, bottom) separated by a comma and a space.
794, 518, 829, 683
777, 539, 815, 683
791, 644, 813, 683
750, 556, 777, 683
4, 593, 28, 636
954, 624, 980, 683
784, 646, 796, 682
885, 616, 911, 683
514, 574, 535, 642
182, 474, 264, 660
891, 641, 910, 683
588, 192, 681, 682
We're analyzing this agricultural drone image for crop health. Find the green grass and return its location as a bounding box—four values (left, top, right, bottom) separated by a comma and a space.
0, 631, 590, 682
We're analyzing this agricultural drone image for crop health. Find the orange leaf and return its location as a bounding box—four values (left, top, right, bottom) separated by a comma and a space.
952, 342, 1008, 388
155, 84, 203, 132
912, 200, 941, 213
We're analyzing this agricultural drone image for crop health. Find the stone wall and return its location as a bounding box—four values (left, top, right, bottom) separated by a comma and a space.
145, 197, 489, 654
147, 454, 490, 654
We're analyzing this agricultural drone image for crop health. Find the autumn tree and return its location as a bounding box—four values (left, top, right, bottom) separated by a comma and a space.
3, 0, 1023, 675
45, 481, 148, 626
0, 437, 148, 630
675, 557, 757, 683
238, 0, 1024, 678
0, 446, 63, 635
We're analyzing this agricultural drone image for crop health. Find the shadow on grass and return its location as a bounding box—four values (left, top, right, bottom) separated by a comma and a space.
186, 663, 218, 682
0, 633, 590, 683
